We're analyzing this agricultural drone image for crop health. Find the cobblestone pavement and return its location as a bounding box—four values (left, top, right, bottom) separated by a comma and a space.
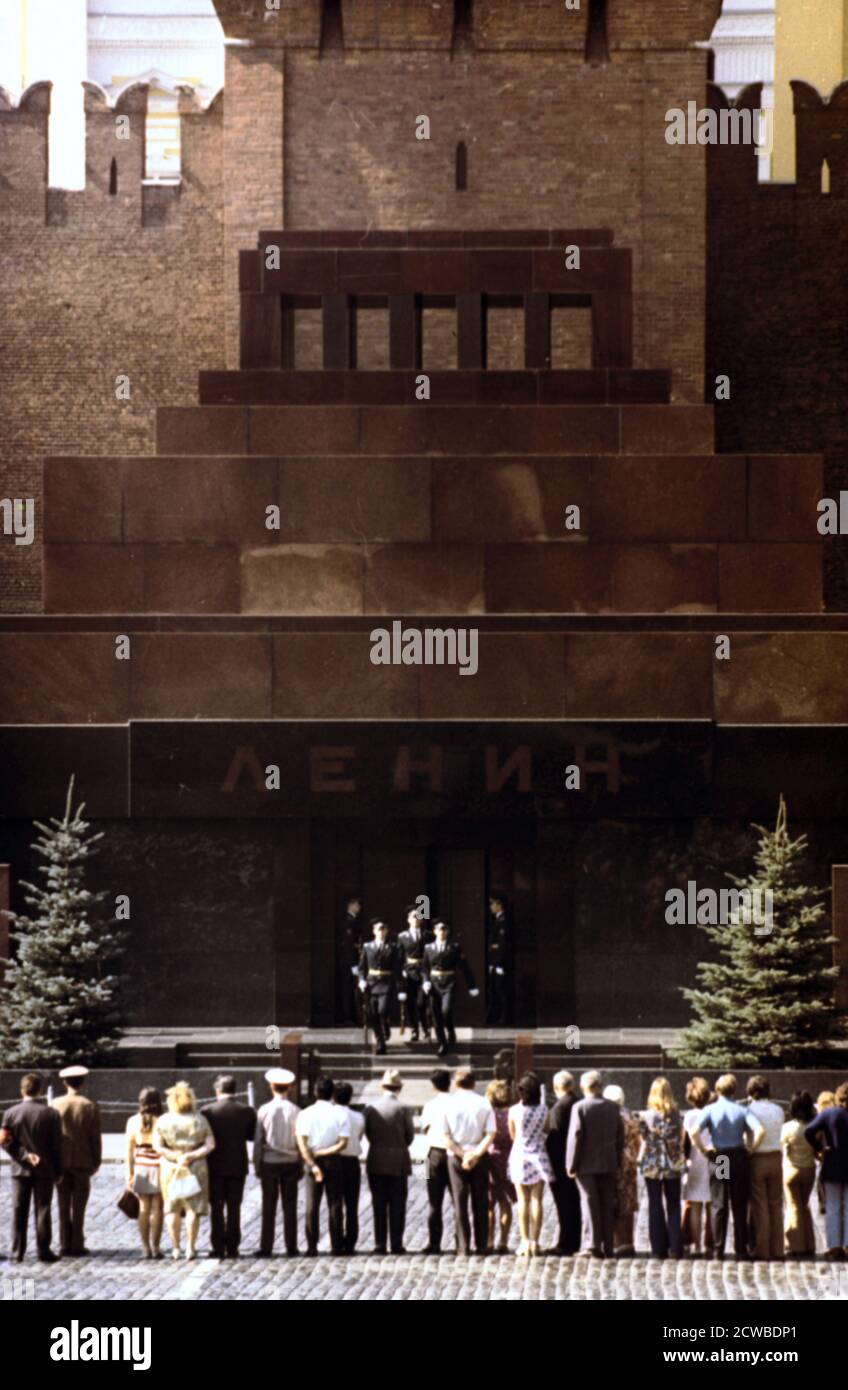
1, 1167, 845, 1302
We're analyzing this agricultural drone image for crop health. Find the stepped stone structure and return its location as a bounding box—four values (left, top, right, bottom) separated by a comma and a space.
1, 0, 847, 1033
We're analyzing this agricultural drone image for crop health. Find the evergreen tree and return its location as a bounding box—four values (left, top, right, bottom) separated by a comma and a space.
0, 777, 124, 1068
673, 797, 839, 1069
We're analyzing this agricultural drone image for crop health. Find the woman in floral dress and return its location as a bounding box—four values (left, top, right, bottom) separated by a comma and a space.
604, 1084, 640, 1255
507, 1072, 553, 1258
152, 1081, 216, 1261
637, 1076, 686, 1259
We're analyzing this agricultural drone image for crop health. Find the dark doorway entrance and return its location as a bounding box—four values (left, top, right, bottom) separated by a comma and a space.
316, 819, 538, 1028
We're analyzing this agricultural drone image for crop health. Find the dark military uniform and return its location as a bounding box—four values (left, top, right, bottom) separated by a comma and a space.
397, 922, 430, 1041
358, 939, 402, 1053
423, 940, 476, 1051
337, 910, 363, 1024
486, 909, 513, 1026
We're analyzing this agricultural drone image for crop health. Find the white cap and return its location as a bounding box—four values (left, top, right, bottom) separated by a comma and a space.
265, 1067, 295, 1085
59, 1065, 89, 1079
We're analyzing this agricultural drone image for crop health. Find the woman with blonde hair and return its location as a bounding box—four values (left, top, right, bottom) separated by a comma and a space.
813, 1092, 836, 1221
638, 1076, 686, 1259
485, 1078, 516, 1254
125, 1087, 164, 1258
152, 1081, 216, 1260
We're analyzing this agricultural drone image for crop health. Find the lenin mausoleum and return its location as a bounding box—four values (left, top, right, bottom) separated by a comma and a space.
1, 0, 847, 1052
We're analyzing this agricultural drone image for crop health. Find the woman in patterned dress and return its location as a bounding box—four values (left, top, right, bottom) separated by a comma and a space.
125, 1087, 164, 1259
637, 1076, 686, 1259
152, 1081, 216, 1261
486, 1079, 517, 1254
604, 1084, 640, 1256
507, 1072, 553, 1258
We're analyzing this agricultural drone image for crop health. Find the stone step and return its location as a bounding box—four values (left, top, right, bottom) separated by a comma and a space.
198, 368, 671, 408
4, 626, 848, 724
255, 229, 616, 250
250, 244, 631, 296
154, 403, 715, 458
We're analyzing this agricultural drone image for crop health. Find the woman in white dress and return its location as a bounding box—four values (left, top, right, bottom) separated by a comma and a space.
681, 1076, 712, 1256
507, 1073, 553, 1258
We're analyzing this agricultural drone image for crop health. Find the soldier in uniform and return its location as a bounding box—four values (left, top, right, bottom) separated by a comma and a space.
486, 894, 513, 1026
357, 918, 402, 1056
422, 919, 480, 1057
338, 896, 364, 1025
397, 904, 431, 1044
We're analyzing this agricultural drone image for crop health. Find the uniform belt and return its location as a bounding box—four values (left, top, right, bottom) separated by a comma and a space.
406, 958, 422, 965
431, 968, 455, 976
368, 969, 392, 977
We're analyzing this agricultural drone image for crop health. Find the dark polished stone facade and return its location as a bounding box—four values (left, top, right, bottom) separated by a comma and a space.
2, 720, 845, 1030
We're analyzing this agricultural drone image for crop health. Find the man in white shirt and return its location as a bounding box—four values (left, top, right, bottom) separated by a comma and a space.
420, 1068, 453, 1254
296, 1074, 350, 1255
442, 1067, 496, 1254
746, 1076, 786, 1261
254, 1067, 301, 1257
333, 1081, 366, 1255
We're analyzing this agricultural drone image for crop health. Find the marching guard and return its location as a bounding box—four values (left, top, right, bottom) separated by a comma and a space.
486, 894, 513, 1026
397, 905, 431, 1043
422, 919, 479, 1057
357, 918, 402, 1056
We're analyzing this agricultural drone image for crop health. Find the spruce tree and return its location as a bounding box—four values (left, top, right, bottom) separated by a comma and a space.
0, 777, 124, 1068
673, 797, 839, 1068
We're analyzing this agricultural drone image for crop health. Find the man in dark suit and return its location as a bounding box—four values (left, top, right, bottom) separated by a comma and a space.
201, 1074, 257, 1259
486, 895, 513, 1026
357, 918, 402, 1055
51, 1064, 101, 1256
1, 1073, 63, 1262
545, 1069, 582, 1255
338, 896, 363, 1024
566, 1070, 624, 1258
397, 904, 430, 1043
364, 1069, 415, 1254
422, 920, 480, 1057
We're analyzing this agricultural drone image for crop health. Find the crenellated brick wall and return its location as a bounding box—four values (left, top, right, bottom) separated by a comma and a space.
0, 83, 226, 611
706, 80, 848, 609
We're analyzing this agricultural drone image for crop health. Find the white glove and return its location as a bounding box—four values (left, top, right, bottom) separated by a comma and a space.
358, 980, 367, 992
350, 966, 358, 976
469, 988, 480, 998
422, 981, 432, 994
495, 967, 504, 977
398, 992, 407, 1002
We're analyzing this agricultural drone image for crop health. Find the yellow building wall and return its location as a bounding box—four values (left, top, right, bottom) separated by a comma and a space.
774, 0, 847, 181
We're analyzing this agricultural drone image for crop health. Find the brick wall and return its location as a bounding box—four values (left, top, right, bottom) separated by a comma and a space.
282, 48, 708, 402
707, 82, 848, 609
0, 85, 225, 611
211, 0, 724, 51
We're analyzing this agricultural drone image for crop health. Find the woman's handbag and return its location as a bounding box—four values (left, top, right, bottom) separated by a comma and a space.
117, 1186, 140, 1220
169, 1166, 202, 1201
